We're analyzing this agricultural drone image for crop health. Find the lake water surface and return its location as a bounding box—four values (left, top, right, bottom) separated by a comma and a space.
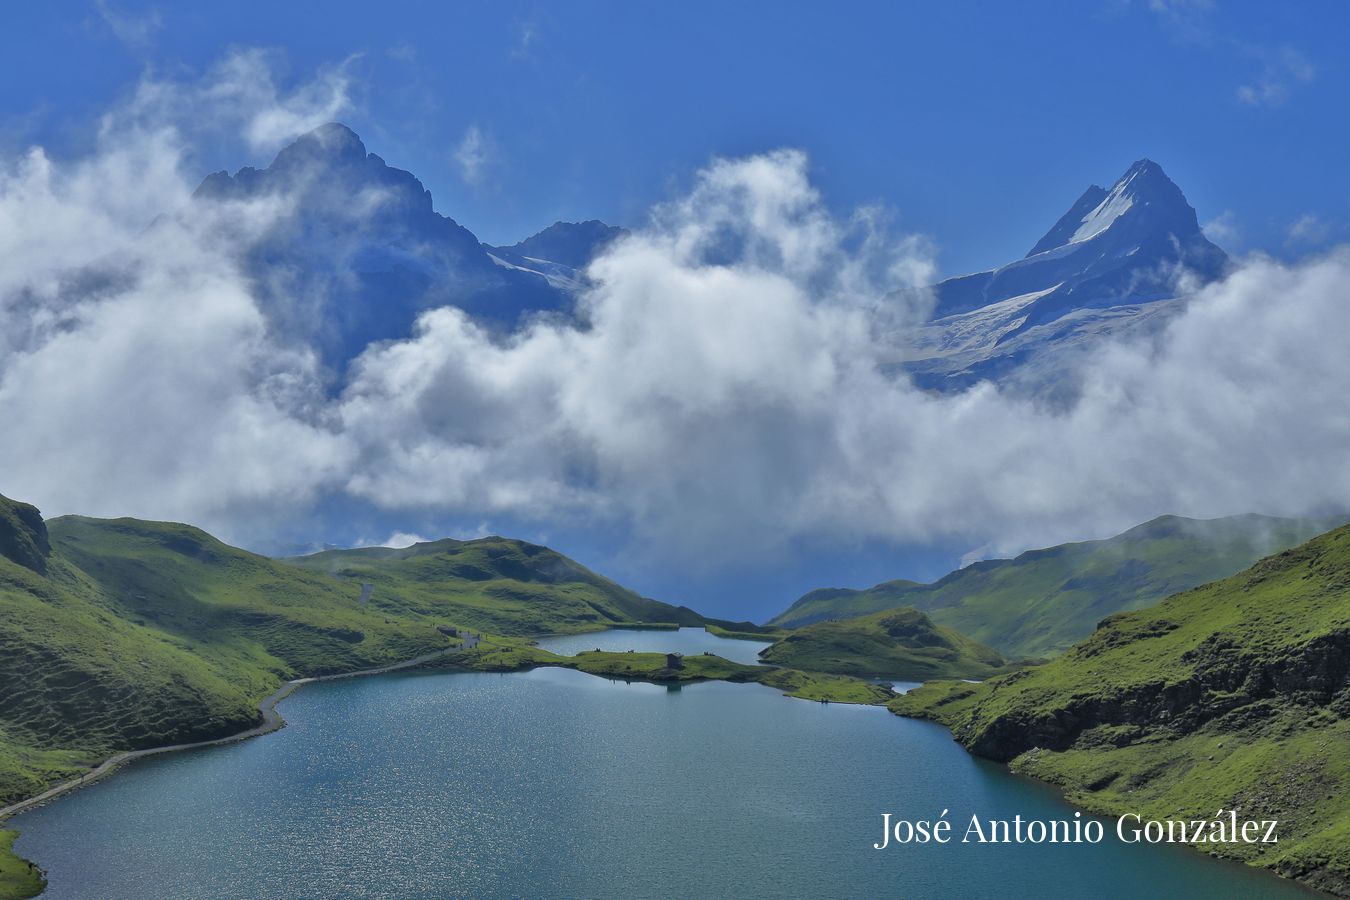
11, 630, 1311, 898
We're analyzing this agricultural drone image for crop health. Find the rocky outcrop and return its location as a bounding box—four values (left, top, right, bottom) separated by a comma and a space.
0, 493, 50, 575
960, 629, 1350, 762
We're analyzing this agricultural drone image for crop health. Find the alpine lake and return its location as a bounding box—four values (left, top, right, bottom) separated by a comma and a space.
10, 629, 1314, 898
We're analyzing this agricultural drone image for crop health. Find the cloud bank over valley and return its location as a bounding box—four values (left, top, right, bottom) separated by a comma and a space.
1, 53, 1348, 581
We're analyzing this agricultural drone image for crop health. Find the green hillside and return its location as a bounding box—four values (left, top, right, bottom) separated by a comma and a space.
892, 525, 1350, 895
0, 493, 828, 896
758, 606, 1013, 680
0, 509, 456, 807
770, 514, 1343, 658
774, 581, 921, 629
0, 498, 727, 810
287, 538, 752, 636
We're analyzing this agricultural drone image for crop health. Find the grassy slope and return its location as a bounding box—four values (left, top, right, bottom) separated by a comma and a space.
703, 623, 784, 642
0, 831, 42, 900
288, 538, 729, 636
758, 607, 1013, 680
892, 526, 1350, 895
0, 505, 748, 810
773, 581, 921, 629
0, 497, 823, 896
770, 514, 1343, 658
1, 512, 460, 805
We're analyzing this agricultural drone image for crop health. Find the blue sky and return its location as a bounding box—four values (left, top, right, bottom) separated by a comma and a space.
3, 0, 1346, 276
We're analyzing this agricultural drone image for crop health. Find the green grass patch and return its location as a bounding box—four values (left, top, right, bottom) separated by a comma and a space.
760, 607, 1013, 681
288, 538, 711, 637
755, 668, 895, 704
0, 830, 44, 900
704, 624, 783, 642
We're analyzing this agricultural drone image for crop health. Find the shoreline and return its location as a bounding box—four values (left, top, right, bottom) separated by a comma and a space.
882, 707, 1333, 897
1, 627, 767, 830
3, 626, 772, 824
0, 629, 878, 831
0, 644, 467, 825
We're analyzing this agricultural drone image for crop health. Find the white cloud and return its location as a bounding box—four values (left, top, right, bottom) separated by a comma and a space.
1145, 0, 1212, 24
0, 53, 353, 535
116, 49, 357, 154
381, 531, 428, 548
511, 19, 539, 60
1146, 0, 1212, 17
216, 50, 358, 151
2, 55, 1349, 570
1202, 209, 1239, 246
453, 125, 490, 185
1133, 5, 1316, 109
1133, 0, 1215, 44
1237, 47, 1315, 107
333, 151, 1350, 562
93, 0, 163, 49
1285, 213, 1331, 248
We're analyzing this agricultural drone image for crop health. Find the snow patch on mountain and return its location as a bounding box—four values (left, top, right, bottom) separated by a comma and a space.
486, 252, 588, 292
1069, 183, 1135, 244
894, 159, 1228, 398
905, 285, 1061, 359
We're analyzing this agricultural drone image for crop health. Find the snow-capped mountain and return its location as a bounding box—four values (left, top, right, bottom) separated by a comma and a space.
897, 159, 1229, 394
486, 220, 628, 292
195, 124, 618, 369
491, 220, 627, 269
195, 130, 1218, 399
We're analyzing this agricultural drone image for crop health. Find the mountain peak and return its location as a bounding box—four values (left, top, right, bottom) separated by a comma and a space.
1122, 157, 1165, 178
1114, 158, 1189, 207
917, 157, 1231, 388
493, 220, 628, 269
194, 121, 431, 219
1027, 158, 1201, 257
191, 123, 568, 370
269, 122, 369, 170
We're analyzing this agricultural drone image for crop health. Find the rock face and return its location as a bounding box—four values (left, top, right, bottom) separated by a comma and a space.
484, 220, 629, 295
194, 124, 587, 369
0, 493, 50, 575
490, 220, 627, 270
964, 627, 1350, 762
896, 160, 1229, 395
